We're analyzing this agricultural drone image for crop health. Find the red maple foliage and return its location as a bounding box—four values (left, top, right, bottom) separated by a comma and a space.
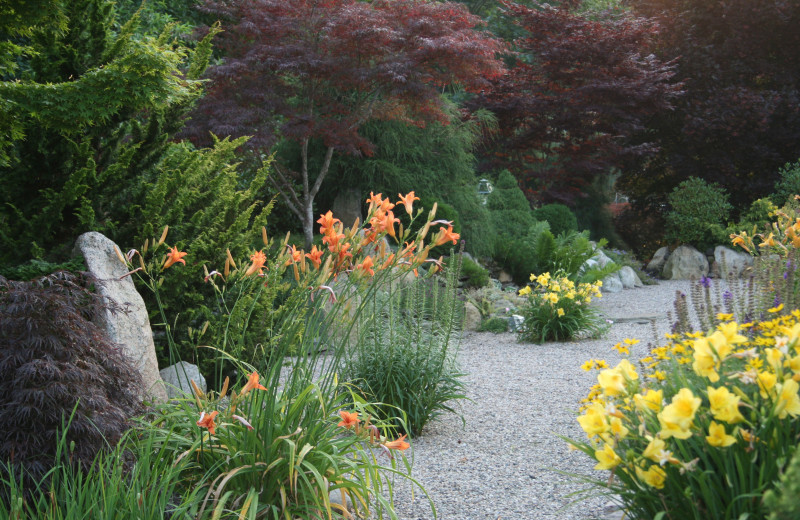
185, 0, 505, 247
619, 0, 800, 211
470, 1, 680, 205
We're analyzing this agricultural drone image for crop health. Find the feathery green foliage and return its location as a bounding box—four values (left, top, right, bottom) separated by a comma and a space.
0, 0, 219, 265
120, 138, 277, 385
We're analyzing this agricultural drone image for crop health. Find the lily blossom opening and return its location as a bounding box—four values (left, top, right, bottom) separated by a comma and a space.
245, 250, 267, 276
383, 434, 410, 451
163, 247, 187, 269
196, 411, 219, 435
433, 225, 460, 246
240, 372, 267, 395
397, 191, 420, 216
337, 410, 360, 429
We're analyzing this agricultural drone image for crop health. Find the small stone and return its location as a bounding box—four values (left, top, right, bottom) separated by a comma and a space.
508, 314, 525, 332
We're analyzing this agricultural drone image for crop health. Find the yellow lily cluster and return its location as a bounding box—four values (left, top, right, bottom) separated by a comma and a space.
573, 314, 800, 491
518, 272, 602, 308
731, 204, 800, 256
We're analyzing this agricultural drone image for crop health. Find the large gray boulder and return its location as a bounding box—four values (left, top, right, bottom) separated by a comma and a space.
662, 245, 709, 280
160, 361, 206, 399
74, 232, 168, 402
711, 246, 754, 278
601, 272, 624, 293
618, 266, 643, 289
647, 246, 671, 273
332, 188, 363, 229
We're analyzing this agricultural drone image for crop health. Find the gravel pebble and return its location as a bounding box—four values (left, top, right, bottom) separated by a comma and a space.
386, 280, 698, 520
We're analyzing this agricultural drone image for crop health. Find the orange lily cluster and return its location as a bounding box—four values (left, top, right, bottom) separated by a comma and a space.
202, 192, 461, 291
336, 410, 410, 456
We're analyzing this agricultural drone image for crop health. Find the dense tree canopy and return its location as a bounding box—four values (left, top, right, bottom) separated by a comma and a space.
620, 0, 800, 211
471, 1, 680, 205
185, 0, 505, 248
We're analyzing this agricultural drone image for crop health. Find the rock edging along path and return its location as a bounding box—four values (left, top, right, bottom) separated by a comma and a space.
387, 280, 696, 520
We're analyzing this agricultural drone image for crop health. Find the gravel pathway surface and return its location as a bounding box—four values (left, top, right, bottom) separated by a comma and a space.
387, 280, 699, 520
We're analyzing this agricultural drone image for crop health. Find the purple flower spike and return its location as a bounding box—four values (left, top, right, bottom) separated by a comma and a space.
699, 275, 711, 288
722, 290, 733, 302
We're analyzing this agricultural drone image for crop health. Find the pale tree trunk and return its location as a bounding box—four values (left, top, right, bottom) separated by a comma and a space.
270, 142, 335, 250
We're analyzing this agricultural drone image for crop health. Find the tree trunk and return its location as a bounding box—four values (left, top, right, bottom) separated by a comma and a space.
302, 199, 314, 250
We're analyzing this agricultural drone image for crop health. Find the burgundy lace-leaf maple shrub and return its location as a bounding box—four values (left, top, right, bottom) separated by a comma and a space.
184, 0, 505, 248
0, 272, 143, 492
471, 1, 681, 205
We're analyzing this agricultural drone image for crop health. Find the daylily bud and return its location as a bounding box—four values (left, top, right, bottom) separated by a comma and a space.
114, 246, 126, 264
226, 249, 237, 269
262, 226, 269, 246
142, 238, 149, 255
158, 225, 169, 246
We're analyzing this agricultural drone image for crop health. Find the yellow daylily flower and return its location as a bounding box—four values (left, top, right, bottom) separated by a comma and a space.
634, 389, 663, 413
594, 443, 622, 470
707, 386, 745, 424
577, 402, 610, 437
774, 379, 800, 419
635, 464, 666, 489
706, 421, 737, 448
658, 388, 701, 440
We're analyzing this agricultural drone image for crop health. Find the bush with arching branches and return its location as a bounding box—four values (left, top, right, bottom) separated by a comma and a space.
0, 271, 143, 492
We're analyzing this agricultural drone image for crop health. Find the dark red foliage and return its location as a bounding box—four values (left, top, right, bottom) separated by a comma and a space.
620, 0, 800, 210
184, 0, 505, 248
0, 272, 143, 493
185, 0, 505, 155
471, 1, 680, 205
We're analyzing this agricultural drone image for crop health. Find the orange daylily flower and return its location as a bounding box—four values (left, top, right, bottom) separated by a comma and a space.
356, 256, 375, 277
285, 245, 303, 266
383, 434, 410, 451
317, 211, 341, 235
196, 411, 219, 435
245, 250, 267, 276
240, 371, 267, 395
397, 191, 420, 216
323, 231, 345, 251
433, 225, 460, 246
305, 245, 324, 269
337, 410, 360, 429
163, 247, 187, 269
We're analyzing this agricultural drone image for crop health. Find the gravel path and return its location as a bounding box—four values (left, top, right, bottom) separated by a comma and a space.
387, 280, 699, 520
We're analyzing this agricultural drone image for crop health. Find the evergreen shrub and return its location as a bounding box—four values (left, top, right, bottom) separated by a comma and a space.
771, 159, 800, 207
533, 203, 578, 237
120, 138, 277, 385
460, 256, 490, 288
487, 170, 537, 283
665, 177, 732, 250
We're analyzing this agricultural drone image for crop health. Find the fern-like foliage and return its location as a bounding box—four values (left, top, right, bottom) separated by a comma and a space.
0, 271, 143, 494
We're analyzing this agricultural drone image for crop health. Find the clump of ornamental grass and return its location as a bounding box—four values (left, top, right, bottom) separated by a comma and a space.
343, 250, 466, 436
0, 271, 143, 498
517, 271, 608, 343
120, 191, 453, 519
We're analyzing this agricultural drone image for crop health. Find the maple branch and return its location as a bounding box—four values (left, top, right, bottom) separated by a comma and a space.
270, 164, 304, 220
